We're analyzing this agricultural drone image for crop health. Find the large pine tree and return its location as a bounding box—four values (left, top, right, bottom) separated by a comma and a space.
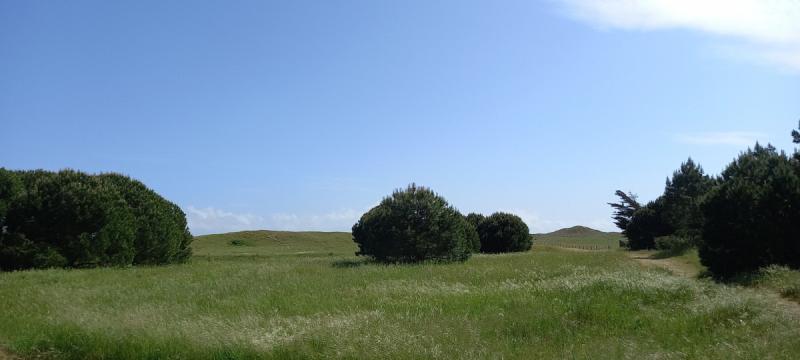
661, 158, 714, 242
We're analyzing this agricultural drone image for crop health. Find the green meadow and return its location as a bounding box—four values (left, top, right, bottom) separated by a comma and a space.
2, 230, 800, 359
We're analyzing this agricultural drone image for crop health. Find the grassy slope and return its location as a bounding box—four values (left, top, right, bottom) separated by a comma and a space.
534, 226, 622, 249
1, 233, 800, 358
192, 230, 356, 258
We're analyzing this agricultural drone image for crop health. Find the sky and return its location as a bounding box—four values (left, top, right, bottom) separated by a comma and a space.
1, 0, 799, 235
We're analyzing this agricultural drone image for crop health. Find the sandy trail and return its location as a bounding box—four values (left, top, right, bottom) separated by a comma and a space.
626, 250, 800, 316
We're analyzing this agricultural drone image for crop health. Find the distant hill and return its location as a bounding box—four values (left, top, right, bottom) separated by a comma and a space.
192, 226, 623, 256
540, 225, 610, 237
534, 226, 622, 249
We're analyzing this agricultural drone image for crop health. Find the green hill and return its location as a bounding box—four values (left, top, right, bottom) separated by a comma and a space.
542, 225, 608, 237
534, 226, 622, 249
192, 226, 623, 256
192, 230, 356, 258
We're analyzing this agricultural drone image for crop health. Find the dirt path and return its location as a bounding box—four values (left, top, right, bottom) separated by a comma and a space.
625, 251, 800, 317
625, 251, 700, 278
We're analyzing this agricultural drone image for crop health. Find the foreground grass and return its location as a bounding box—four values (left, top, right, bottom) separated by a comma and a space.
728, 266, 800, 304
1, 233, 800, 358
635, 247, 800, 305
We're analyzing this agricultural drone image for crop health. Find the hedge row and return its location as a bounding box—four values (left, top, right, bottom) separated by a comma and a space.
0, 169, 192, 271
611, 122, 800, 278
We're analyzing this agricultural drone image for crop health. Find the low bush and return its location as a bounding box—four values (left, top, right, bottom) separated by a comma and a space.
654, 235, 692, 257
476, 212, 532, 253
624, 198, 673, 250
351, 184, 474, 263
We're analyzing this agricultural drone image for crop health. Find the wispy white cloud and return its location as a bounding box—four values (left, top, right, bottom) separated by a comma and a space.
675, 131, 767, 146
185, 206, 367, 235
185, 206, 264, 234
556, 0, 800, 72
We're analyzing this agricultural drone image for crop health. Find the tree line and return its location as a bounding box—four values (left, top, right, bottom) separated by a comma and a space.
610, 122, 800, 278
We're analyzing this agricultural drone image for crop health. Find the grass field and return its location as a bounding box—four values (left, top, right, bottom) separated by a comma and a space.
533, 225, 622, 250
192, 230, 356, 258
2, 231, 800, 359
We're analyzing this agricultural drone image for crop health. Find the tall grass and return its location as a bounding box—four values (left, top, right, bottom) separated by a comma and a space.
729, 265, 800, 304
1, 232, 799, 358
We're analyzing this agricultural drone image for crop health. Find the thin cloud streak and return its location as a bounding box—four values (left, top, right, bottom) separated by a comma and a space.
675, 131, 767, 146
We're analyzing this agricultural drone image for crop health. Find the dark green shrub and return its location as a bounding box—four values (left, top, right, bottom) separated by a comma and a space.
661, 158, 714, 242
654, 235, 692, 257
699, 144, 800, 278
464, 213, 484, 252
624, 197, 673, 250
465, 213, 485, 228
0, 169, 192, 271
476, 212, 532, 253
616, 159, 711, 250
0, 168, 22, 225
351, 184, 473, 263
97, 173, 192, 264
2, 170, 137, 269
0, 233, 68, 269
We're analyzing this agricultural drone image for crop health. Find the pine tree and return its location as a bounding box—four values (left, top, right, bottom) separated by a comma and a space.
475, 212, 531, 253
700, 144, 800, 277
608, 190, 640, 234
352, 184, 473, 263
661, 158, 714, 242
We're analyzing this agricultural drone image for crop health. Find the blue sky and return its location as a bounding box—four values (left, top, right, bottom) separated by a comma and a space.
2, 0, 799, 234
